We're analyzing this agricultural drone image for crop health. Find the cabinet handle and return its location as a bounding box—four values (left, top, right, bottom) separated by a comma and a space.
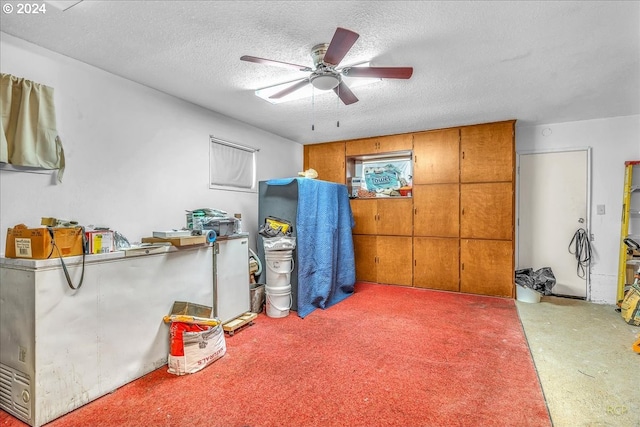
461, 207, 465, 215
414, 207, 417, 215
462, 151, 465, 159
461, 263, 465, 271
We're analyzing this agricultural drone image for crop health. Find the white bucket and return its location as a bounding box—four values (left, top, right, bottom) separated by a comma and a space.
265, 250, 294, 287
265, 284, 292, 318
516, 285, 542, 303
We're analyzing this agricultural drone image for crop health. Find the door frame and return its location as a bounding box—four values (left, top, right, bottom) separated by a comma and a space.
516, 147, 592, 300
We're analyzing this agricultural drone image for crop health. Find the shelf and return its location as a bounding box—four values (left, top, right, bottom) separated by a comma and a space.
350, 195, 412, 200
347, 151, 412, 162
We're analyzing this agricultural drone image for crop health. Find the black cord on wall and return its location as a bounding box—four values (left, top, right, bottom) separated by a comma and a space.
568, 228, 592, 279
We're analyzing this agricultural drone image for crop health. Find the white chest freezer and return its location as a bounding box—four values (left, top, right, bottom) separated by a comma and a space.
0, 246, 214, 427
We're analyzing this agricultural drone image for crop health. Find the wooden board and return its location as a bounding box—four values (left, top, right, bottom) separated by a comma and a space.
223, 312, 257, 336
141, 235, 206, 247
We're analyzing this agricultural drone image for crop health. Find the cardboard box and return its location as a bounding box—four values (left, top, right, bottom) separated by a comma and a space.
141, 235, 206, 247
85, 230, 114, 254
621, 283, 640, 326
5, 225, 85, 259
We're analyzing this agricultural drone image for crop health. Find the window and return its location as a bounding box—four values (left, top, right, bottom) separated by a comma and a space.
209, 136, 257, 193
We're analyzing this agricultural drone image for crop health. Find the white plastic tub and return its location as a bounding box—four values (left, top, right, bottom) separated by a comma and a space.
516, 284, 542, 303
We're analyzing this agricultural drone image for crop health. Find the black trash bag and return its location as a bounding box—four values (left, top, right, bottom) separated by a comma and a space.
515, 267, 556, 296
515, 268, 535, 290
533, 267, 556, 296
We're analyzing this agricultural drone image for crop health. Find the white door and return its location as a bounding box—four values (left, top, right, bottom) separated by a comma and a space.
518, 150, 589, 298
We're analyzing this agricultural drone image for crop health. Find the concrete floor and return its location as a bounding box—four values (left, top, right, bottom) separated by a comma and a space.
516, 296, 639, 427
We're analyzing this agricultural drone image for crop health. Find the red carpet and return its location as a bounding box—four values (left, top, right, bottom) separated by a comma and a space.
1, 282, 550, 427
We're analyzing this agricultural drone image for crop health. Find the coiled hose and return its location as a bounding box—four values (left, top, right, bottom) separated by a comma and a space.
568, 228, 591, 279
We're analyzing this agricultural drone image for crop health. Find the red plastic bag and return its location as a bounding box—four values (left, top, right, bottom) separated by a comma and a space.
169, 322, 210, 356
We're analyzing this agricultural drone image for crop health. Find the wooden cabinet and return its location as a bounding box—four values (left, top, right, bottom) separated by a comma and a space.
303, 141, 345, 184
413, 128, 460, 184
351, 198, 413, 287
460, 239, 513, 297
412, 121, 514, 296
460, 182, 513, 240
352, 235, 413, 286
352, 235, 377, 283
345, 133, 413, 156
311, 120, 515, 298
351, 198, 413, 236
377, 236, 413, 286
461, 122, 514, 183
458, 121, 515, 297
414, 237, 459, 291
413, 184, 459, 237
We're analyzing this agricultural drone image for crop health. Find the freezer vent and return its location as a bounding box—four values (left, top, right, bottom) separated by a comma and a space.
0, 363, 31, 421
0, 365, 11, 406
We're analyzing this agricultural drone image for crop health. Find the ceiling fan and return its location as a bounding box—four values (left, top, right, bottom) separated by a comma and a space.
241, 27, 413, 105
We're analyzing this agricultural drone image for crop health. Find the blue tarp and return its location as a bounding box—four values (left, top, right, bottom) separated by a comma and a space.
266, 178, 356, 317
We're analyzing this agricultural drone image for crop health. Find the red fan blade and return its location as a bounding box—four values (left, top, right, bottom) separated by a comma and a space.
323, 28, 360, 66
343, 67, 413, 79
269, 79, 311, 99
241, 55, 312, 72
333, 81, 359, 105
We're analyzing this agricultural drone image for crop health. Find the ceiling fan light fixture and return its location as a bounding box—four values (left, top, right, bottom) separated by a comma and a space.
310, 73, 340, 91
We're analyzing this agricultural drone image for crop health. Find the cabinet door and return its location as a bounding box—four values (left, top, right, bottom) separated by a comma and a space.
352, 235, 377, 282
376, 236, 413, 286
345, 137, 379, 156
460, 182, 513, 240
460, 239, 513, 297
377, 198, 413, 236
460, 121, 514, 183
304, 142, 345, 184
413, 184, 459, 237
378, 133, 413, 153
350, 199, 377, 235
413, 129, 460, 184
414, 237, 459, 291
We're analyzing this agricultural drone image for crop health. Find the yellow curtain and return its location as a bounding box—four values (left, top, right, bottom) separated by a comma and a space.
0, 73, 65, 182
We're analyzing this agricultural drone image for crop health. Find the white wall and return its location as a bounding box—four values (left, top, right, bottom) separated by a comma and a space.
0, 33, 303, 254
516, 116, 640, 304
3, 33, 639, 304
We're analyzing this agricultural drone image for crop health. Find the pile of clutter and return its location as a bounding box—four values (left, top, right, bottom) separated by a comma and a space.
163, 302, 226, 375
515, 267, 556, 295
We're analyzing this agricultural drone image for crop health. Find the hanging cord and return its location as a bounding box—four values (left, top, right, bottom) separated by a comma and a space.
48, 226, 87, 290
311, 86, 315, 131
568, 228, 591, 279
336, 82, 340, 127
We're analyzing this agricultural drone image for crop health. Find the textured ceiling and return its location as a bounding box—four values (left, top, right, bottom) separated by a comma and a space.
0, 1, 638, 144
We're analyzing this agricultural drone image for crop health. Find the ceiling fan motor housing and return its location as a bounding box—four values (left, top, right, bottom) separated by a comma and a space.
310, 43, 341, 90
311, 43, 330, 67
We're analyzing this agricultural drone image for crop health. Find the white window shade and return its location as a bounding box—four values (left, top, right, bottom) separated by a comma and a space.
209, 136, 257, 192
